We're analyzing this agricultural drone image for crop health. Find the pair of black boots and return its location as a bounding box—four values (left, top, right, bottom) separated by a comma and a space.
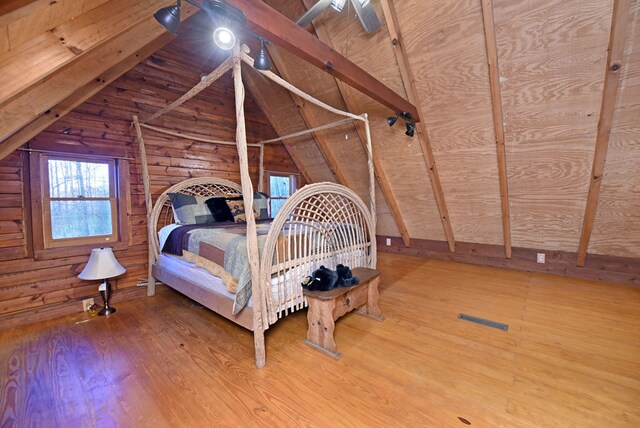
301, 264, 360, 292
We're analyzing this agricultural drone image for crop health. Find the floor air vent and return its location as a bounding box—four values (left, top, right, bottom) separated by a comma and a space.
458, 313, 509, 332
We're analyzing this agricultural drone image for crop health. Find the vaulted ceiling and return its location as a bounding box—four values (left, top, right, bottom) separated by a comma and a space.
1, 0, 638, 262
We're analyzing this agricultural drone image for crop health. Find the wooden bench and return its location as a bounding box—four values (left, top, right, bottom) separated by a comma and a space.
303, 267, 383, 359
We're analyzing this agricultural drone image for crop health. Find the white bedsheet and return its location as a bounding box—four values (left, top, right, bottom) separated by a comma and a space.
158, 224, 181, 250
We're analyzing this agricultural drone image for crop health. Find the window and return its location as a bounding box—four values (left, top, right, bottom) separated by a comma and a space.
29, 153, 129, 257
268, 173, 297, 217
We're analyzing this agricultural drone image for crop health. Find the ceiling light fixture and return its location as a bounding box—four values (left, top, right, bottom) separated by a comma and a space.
154, 0, 181, 35
253, 38, 272, 71
387, 112, 415, 138
213, 26, 236, 50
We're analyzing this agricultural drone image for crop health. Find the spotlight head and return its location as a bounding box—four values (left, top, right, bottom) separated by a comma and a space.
405, 122, 415, 137
253, 39, 272, 71
213, 27, 236, 50
387, 116, 398, 127
398, 111, 413, 121
154, 3, 181, 35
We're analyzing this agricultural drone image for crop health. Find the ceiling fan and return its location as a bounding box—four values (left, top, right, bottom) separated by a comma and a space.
296, 0, 381, 33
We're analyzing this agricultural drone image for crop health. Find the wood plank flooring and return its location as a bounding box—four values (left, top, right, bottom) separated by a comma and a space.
1, 253, 639, 427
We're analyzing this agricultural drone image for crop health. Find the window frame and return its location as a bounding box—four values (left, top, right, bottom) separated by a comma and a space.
29, 152, 130, 259
267, 172, 298, 218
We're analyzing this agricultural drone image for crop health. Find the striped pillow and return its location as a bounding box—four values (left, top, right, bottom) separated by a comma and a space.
168, 193, 215, 225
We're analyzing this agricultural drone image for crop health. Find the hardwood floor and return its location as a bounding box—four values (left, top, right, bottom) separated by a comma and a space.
1, 253, 639, 427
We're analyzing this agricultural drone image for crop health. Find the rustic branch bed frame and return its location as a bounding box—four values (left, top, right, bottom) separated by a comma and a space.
131, 45, 377, 368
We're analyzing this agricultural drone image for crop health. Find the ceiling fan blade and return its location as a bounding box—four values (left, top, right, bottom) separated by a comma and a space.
296, 0, 333, 27
350, 0, 381, 33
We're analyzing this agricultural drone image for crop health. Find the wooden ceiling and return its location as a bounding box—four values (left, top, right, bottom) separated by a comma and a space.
0, 0, 638, 262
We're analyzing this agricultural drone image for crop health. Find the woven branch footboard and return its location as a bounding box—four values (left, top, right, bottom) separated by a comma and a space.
260, 182, 376, 326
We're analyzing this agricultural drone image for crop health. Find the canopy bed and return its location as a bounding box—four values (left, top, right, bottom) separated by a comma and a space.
132, 45, 377, 368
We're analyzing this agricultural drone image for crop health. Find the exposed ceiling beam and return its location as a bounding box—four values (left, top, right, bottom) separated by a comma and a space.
0, 32, 175, 161
0, 3, 198, 160
577, 0, 631, 267
480, 0, 512, 259
379, 0, 456, 252
224, 0, 419, 121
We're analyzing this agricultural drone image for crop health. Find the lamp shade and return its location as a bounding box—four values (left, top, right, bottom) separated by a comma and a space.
78, 248, 126, 280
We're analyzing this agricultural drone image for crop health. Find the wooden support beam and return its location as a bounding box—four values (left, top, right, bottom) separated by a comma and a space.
141, 55, 234, 123
480, 0, 512, 259
0, 32, 174, 161
225, 0, 419, 120
0, 2, 198, 158
379, 0, 455, 252
577, 0, 631, 267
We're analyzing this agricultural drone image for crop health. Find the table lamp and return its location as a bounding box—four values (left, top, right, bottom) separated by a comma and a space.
78, 247, 126, 316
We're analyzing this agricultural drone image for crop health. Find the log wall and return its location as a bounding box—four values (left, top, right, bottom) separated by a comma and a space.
0, 40, 299, 330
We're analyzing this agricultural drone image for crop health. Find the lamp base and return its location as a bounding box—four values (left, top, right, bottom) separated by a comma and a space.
98, 279, 116, 316
98, 306, 116, 316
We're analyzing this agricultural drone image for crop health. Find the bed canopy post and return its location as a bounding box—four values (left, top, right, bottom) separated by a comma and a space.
232, 45, 267, 368
259, 144, 264, 193
132, 115, 157, 296
363, 114, 376, 234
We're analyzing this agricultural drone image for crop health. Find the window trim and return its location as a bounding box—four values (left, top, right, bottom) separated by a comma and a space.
267, 172, 298, 217
29, 152, 130, 260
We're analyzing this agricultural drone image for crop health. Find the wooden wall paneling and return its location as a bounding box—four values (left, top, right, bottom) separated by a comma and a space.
480, 0, 512, 258
577, 0, 632, 266
299, 3, 410, 245
378, 0, 456, 252
0, 152, 26, 260
493, 0, 613, 253
141, 56, 234, 124
390, 0, 503, 249
588, 0, 640, 259
288, 0, 444, 241
0, 1, 199, 157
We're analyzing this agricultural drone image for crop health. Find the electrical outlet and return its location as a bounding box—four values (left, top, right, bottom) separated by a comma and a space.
82, 298, 95, 312
536, 253, 545, 264
386, 238, 391, 246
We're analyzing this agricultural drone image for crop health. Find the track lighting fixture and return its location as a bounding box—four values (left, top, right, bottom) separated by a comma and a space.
253, 38, 272, 71
387, 112, 415, 137
154, 0, 272, 71
154, 0, 181, 35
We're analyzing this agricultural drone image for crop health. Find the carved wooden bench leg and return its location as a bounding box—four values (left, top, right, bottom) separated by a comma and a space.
355, 276, 384, 321
304, 299, 341, 359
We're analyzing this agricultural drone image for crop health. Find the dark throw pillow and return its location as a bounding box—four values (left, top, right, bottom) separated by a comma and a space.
206, 197, 235, 222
